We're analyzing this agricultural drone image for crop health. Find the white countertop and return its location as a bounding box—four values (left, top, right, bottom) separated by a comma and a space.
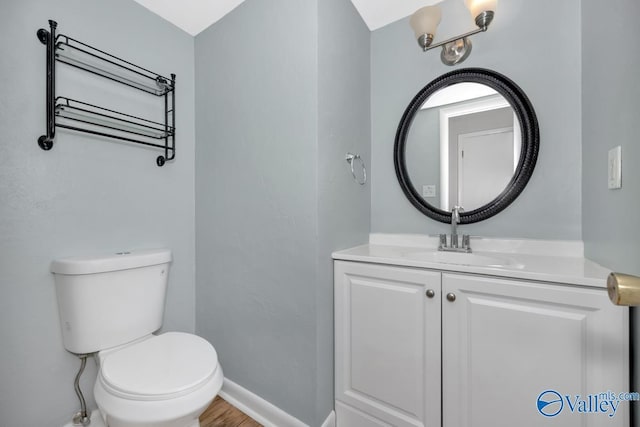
332, 234, 612, 288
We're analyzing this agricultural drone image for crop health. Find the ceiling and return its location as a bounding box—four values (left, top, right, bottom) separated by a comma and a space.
132, 0, 440, 36
351, 0, 440, 31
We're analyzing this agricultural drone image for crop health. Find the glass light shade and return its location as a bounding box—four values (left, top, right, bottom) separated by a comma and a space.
464, 0, 497, 19
410, 6, 442, 39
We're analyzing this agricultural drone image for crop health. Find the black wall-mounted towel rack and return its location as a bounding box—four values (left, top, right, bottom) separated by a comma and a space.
37, 20, 176, 166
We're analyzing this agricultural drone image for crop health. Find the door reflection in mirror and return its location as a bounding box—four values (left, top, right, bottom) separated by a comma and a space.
456, 124, 515, 210
405, 83, 521, 212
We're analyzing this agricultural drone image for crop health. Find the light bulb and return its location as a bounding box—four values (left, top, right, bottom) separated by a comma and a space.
410, 6, 442, 40
464, 0, 497, 20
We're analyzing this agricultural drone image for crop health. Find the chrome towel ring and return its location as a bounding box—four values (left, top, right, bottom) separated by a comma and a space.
345, 152, 367, 185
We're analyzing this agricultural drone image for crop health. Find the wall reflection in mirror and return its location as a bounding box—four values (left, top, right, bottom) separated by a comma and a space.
405, 83, 521, 212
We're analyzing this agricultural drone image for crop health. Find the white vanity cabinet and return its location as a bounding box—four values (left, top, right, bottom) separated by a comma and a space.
335, 260, 629, 427
334, 261, 442, 427
442, 273, 629, 427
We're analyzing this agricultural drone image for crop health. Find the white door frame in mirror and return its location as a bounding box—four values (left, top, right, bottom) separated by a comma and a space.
438, 94, 515, 211
457, 126, 515, 209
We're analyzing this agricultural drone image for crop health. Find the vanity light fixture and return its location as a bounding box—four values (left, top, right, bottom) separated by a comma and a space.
410, 0, 496, 66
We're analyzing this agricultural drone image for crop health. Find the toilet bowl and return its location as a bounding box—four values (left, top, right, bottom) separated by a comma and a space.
51, 249, 222, 427
94, 333, 223, 427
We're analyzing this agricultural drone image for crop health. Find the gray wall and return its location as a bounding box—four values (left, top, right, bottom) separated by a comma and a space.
581, 0, 640, 422
371, 0, 582, 239
582, 0, 640, 276
0, 1, 195, 426
318, 0, 371, 423
194, 1, 319, 423
194, 0, 370, 424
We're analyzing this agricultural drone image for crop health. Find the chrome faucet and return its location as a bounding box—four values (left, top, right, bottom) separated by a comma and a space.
438, 206, 472, 252
451, 206, 462, 248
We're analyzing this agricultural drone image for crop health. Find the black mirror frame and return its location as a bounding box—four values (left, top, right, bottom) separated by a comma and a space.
394, 68, 539, 224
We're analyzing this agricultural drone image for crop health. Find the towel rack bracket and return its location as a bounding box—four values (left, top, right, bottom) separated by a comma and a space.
38, 135, 54, 151
37, 28, 50, 45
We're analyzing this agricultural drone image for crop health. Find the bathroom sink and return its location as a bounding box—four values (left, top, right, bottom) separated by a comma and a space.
404, 250, 524, 269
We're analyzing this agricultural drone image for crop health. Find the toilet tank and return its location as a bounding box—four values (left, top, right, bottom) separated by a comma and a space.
51, 249, 172, 354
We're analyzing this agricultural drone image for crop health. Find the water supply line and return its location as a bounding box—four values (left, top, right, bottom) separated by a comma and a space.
72, 354, 91, 426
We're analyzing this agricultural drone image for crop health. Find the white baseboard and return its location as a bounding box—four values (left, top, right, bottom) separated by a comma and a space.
321, 410, 336, 427
220, 378, 335, 427
219, 378, 309, 427
60, 380, 335, 427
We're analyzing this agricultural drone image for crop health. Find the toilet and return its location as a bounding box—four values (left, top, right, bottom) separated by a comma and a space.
52, 249, 223, 427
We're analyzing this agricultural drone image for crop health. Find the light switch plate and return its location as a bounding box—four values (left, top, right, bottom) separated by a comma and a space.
422, 185, 436, 198
608, 146, 622, 190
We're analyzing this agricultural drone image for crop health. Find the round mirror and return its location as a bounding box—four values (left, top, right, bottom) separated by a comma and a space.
394, 68, 539, 224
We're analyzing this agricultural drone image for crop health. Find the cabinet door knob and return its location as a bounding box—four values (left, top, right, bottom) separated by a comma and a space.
426, 289, 435, 298
446, 292, 456, 302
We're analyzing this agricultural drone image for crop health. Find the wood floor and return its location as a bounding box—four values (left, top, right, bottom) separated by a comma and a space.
200, 396, 263, 427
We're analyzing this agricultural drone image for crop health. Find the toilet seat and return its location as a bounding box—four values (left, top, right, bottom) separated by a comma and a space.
99, 332, 219, 401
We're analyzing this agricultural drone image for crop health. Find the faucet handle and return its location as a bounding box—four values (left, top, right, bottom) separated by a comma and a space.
461, 234, 472, 252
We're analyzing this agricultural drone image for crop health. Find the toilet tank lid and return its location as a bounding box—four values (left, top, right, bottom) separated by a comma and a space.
51, 249, 172, 275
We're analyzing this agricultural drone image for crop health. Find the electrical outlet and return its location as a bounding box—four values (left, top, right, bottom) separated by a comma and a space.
608, 146, 622, 190
422, 185, 436, 198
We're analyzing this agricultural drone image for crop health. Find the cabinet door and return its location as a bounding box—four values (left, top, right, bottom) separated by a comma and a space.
335, 261, 441, 427
442, 273, 629, 427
